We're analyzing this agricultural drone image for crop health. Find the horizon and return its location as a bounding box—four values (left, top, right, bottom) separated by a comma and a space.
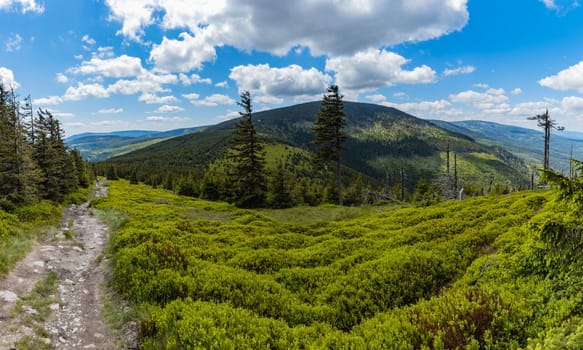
1, 0, 583, 135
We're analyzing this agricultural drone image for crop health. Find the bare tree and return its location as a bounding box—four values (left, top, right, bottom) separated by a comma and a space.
528, 109, 563, 172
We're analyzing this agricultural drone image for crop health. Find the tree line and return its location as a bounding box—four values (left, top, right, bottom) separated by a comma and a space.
0, 83, 89, 210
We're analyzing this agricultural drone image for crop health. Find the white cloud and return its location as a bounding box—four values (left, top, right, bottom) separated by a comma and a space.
0, 66, 19, 88
0, 0, 44, 13
179, 73, 212, 85
182, 93, 200, 100
386, 99, 457, 117
449, 88, 508, 105
69, 54, 144, 78
365, 94, 388, 103
47, 109, 75, 119
326, 49, 436, 91
216, 109, 240, 121
443, 65, 475, 76
64, 83, 110, 101
511, 88, 522, 95
95, 46, 114, 59
82, 35, 96, 45
33, 96, 64, 106
539, 0, 580, 12
138, 93, 178, 104
215, 81, 228, 88
229, 64, 331, 98
5, 33, 22, 52
146, 115, 191, 122
562, 96, 583, 112
539, 61, 583, 93
154, 104, 184, 113
106, 0, 468, 66
253, 95, 284, 105
150, 31, 217, 72
189, 93, 235, 107
56, 73, 69, 83
97, 108, 124, 114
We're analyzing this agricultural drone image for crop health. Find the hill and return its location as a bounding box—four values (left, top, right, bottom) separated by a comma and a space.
108, 101, 529, 192
91, 179, 583, 348
430, 120, 583, 172
66, 126, 206, 161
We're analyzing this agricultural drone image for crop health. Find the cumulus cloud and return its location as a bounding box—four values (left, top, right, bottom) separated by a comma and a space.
82, 35, 96, 45
562, 96, 583, 112
150, 31, 217, 72
0, 66, 19, 88
154, 104, 185, 113
539, 0, 580, 12
106, 0, 468, 69
326, 49, 436, 91
179, 73, 212, 85
229, 64, 331, 98
443, 65, 475, 76
56, 73, 69, 83
449, 88, 509, 105
539, 61, 583, 93
215, 81, 228, 88
187, 93, 235, 107
138, 93, 178, 104
64, 83, 110, 101
146, 115, 191, 122
33, 96, 64, 106
69, 54, 144, 78
0, 0, 44, 13
511, 88, 522, 95
5, 33, 22, 52
97, 108, 124, 114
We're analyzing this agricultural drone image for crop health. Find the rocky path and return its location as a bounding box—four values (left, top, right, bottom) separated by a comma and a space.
0, 184, 120, 350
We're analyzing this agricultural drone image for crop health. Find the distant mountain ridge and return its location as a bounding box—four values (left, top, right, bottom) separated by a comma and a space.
430, 120, 583, 172
106, 101, 530, 190
66, 126, 207, 161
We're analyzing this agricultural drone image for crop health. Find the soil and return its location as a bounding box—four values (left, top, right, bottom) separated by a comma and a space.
0, 183, 132, 350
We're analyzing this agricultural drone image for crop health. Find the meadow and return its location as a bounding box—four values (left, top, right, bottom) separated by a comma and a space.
92, 180, 582, 349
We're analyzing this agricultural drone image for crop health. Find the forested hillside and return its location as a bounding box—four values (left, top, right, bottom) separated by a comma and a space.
92, 176, 583, 349
431, 119, 583, 172
98, 101, 529, 205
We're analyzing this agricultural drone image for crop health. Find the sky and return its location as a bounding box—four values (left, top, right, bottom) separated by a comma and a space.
1, 0, 583, 137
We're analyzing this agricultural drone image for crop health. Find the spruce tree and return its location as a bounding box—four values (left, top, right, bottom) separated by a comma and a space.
312, 85, 347, 205
0, 84, 40, 203
228, 91, 267, 208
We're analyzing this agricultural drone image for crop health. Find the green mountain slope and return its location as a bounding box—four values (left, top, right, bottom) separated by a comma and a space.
66, 126, 206, 161
430, 120, 583, 172
108, 101, 529, 190
92, 180, 582, 348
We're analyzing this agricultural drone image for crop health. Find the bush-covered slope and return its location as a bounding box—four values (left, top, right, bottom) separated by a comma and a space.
108, 102, 529, 190
93, 180, 582, 348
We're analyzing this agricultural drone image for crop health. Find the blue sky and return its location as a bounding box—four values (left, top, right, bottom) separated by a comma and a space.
1, 0, 583, 136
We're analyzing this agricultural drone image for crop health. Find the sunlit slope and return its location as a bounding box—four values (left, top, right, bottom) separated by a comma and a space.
91, 180, 580, 348
108, 101, 529, 189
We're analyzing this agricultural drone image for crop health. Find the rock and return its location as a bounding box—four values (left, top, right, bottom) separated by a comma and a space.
33, 260, 45, 268
50, 303, 60, 311
0, 290, 18, 302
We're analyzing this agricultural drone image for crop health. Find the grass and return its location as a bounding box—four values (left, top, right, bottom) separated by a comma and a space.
259, 203, 399, 225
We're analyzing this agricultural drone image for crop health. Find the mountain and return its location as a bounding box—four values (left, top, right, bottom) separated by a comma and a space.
107, 101, 529, 191
66, 126, 207, 161
430, 120, 583, 172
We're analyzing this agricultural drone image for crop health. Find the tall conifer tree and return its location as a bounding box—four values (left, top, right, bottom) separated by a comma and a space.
312, 85, 346, 205
228, 90, 267, 208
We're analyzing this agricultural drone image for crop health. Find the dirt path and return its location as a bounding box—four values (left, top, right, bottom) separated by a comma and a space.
0, 184, 120, 350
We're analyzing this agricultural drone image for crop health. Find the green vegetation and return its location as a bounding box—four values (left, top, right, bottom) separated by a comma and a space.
94, 180, 583, 348
98, 101, 529, 205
